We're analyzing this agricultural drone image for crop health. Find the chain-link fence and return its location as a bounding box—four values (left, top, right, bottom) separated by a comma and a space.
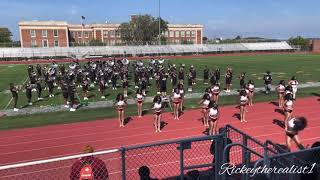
0, 149, 121, 180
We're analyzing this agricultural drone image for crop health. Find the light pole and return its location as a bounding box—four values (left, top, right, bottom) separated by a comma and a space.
158, 0, 161, 45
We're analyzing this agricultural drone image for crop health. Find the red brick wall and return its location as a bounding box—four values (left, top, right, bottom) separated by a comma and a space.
312, 40, 320, 52
21, 28, 68, 47
196, 30, 202, 44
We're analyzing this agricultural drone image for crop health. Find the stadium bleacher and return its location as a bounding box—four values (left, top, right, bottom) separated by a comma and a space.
0, 42, 293, 59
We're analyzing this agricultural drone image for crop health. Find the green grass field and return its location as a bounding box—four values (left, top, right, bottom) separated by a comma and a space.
0, 54, 320, 130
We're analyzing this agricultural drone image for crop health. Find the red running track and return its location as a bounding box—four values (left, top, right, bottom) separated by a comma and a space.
0, 97, 319, 179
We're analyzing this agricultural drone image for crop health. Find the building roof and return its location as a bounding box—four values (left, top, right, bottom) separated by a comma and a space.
19, 21, 68, 26
167, 24, 204, 28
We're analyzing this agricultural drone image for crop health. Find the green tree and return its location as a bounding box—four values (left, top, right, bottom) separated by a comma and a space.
288, 36, 310, 51
118, 15, 168, 45
0, 27, 13, 46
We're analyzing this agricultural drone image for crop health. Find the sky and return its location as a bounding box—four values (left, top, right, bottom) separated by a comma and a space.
1, 0, 320, 40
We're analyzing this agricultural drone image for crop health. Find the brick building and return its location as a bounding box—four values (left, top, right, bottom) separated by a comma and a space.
19, 17, 204, 48
310, 39, 320, 53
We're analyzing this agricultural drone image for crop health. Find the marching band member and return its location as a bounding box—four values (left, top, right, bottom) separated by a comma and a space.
239, 89, 248, 122
115, 93, 127, 127
203, 65, 209, 85
61, 79, 69, 108
238, 72, 246, 90
152, 95, 163, 132
25, 81, 33, 106
172, 88, 181, 120
225, 68, 233, 92
48, 74, 55, 98
178, 64, 185, 85
82, 77, 89, 101
36, 78, 43, 100
247, 80, 254, 106
208, 102, 220, 135
68, 82, 76, 112
136, 88, 144, 118
276, 80, 286, 108
288, 76, 299, 100
10, 83, 19, 111
263, 71, 272, 94
122, 77, 129, 98
99, 77, 106, 99
215, 68, 220, 85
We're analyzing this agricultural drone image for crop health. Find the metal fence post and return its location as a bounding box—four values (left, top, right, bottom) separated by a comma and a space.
214, 136, 224, 180
242, 136, 248, 180
179, 142, 184, 180
121, 147, 126, 180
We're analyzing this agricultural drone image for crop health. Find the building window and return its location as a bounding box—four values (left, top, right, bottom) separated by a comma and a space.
31, 40, 36, 47
191, 31, 196, 37
175, 31, 180, 37
54, 40, 59, 47
164, 31, 169, 37
116, 31, 121, 38
42, 30, 47, 38
175, 39, 180, 44
84, 32, 89, 38
54, 30, 59, 37
170, 31, 174, 37
110, 40, 115, 45
110, 30, 115, 38
186, 31, 190, 37
78, 32, 82, 38
30, 30, 36, 38
181, 31, 185, 37
42, 40, 48, 47
103, 30, 108, 37
85, 40, 89, 44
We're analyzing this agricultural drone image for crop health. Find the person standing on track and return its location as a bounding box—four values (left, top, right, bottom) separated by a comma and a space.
208, 102, 220, 135
263, 71, 272, 94
136, 88, 144, 118
239, 89, 248, 122
177, 83, 185, 113
199, 93, 211, 127
211, 83, 220, 103
171, 88, 181, 120
283, 93, 294, 129
276, 80, 286, 108
152, 95, 163, 132
9, 83, 19, 111
285, 117, 307, 151
115, 93, 127, 127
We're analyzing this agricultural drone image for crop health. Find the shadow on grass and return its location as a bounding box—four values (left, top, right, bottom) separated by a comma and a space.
311, 93, 320, 97
273, 119, 285, 129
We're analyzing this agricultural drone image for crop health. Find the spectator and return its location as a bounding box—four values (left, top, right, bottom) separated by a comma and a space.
70, 145, 108, 180
186, 170, 200, 180
138, 166, 158, 180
